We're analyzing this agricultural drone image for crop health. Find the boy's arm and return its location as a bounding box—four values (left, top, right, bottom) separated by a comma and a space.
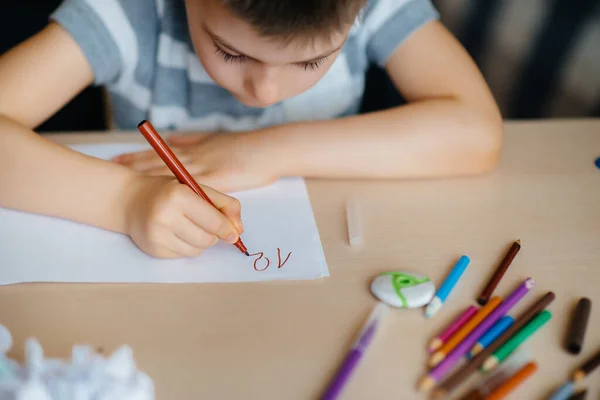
0, 23, 94, 129
0, 22, 244, 258
0, 23, 136, 232
264, 21, 503, 179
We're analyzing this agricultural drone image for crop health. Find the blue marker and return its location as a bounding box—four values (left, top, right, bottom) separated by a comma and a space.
548, 381, 575, 400
425, 255, 470, 318
595, 157, 600, 170
468, 315, 514, 358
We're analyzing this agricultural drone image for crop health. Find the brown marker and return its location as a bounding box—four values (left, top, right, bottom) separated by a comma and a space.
477, 240, 521, 306
137, 120, 249, 256
572, 348, 600, 382
565, 297, 592, 354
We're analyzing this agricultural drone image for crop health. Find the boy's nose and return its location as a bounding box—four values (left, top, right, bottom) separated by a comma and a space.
247, 67, 280, 107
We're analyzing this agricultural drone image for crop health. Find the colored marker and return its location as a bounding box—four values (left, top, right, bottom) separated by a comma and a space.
568, 390, 588, 400
548, 382, 575, 400
565, 297, 592, 355
572, 347, 600, 382
477, 240, 521, 306
425, 255, 470, 318
430, 297, 501, 367
469, 316, 514, 358
459, 348, 531, 399
321, 302, 389, 400
485, 361, 538, 400
137, 120, 249, 256
482, 310, 551, 371
431, 292, 555, 399
428, 305, 478, 352
418, 278, 535, 391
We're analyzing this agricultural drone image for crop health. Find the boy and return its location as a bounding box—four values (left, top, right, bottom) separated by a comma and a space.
0, 0, 502, 259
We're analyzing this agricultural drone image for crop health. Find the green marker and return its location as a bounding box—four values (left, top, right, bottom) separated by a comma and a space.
482, 310, 552, 372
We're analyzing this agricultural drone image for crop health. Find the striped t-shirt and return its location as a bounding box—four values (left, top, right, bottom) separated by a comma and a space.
51, 0, 439, 132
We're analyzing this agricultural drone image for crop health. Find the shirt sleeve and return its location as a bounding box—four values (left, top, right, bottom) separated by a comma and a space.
363, 0, 440, 67
50, 0, 125, 85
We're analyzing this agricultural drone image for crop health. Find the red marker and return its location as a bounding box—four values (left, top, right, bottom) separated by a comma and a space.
137, 119, 249, 256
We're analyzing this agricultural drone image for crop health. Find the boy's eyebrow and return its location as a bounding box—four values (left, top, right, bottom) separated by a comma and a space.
209, 32, 344, 63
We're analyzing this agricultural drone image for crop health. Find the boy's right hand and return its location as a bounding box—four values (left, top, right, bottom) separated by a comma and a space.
123, 176, 244, 259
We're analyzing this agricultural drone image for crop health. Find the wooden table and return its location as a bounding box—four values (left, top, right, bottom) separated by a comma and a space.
1, 119, 599, 399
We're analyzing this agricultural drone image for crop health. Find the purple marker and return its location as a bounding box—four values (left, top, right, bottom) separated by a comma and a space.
428, 278, 535, 383
321, 302, 389, 400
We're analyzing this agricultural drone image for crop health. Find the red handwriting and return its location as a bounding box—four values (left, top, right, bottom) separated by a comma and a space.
277, 248, 292, 269
249, 252, 271, 271
249, 249, 292, 272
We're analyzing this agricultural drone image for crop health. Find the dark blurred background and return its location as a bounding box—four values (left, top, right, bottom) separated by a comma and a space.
1, 0, 599, 132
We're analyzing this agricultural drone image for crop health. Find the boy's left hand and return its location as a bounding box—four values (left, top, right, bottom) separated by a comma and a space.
112, 132, 278, 192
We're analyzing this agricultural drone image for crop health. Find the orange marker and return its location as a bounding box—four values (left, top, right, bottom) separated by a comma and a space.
485, 362, 537, 400
429, 296, 502, 367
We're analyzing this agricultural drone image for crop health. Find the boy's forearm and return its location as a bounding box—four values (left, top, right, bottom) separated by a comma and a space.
0, 116, 137, 233
262, 98, 503, 179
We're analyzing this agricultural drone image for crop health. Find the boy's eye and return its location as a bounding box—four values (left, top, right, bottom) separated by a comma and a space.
214, 42, 327, 71
215, 46, 247, 64
301, 57, 327, 71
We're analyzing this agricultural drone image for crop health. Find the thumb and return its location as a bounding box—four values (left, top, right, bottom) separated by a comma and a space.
167, 134, 206, 146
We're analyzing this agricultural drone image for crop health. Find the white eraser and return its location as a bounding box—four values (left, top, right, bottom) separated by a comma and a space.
346, 199, 363, 247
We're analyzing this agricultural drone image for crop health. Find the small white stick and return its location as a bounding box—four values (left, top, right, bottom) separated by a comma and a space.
346, 199, 363, 247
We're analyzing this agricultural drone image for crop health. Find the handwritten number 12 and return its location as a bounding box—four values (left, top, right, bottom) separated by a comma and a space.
250, 249, 292, 272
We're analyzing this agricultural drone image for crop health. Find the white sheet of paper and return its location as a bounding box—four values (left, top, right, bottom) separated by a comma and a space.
0, 143, 329, 284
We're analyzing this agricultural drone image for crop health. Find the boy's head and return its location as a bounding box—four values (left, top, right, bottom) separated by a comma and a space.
184, 0, 366, 108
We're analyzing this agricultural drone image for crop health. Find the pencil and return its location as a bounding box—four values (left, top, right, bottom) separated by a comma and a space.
572, 347, 600, 382
431, 292, 556, 399
469, 316, 514, 358
137, 120, 249, 256
485, 361, 537, 400
477, 240, 521, 306
429, 305, 478, 353
430, 298, 501, 367
565, 297, 591, 355
481, 310, 551, 372
425, 255, 470, 319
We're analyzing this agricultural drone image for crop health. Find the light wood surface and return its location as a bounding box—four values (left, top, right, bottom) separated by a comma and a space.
1, 119, 599, 399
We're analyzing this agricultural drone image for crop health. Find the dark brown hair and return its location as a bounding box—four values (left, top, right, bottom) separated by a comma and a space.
221, 0, 367, 39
